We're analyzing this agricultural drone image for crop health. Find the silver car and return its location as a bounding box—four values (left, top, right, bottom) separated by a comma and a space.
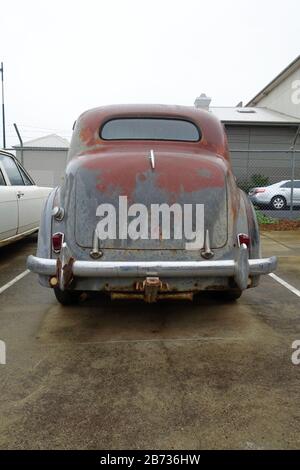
249, 180, 300, 210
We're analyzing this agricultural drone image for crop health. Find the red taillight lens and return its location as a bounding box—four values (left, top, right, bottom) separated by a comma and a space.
238, 233, 250, 248
254, 188, 266, 194
52, 232, 64, 253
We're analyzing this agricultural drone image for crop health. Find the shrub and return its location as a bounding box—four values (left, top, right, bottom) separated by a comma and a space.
238, 173, 269, 193
250, 174, 269, 188
255, 209, 277, 225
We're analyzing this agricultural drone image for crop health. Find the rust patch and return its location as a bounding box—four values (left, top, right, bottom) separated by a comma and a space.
88, 154, 149, 198
155, 154, 225, 194
81, 151, 226, 199
80, 127, 98, 147
62, 257, 75, 289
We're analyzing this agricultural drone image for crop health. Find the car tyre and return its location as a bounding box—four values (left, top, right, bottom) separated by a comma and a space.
271, 195, 286, 210
54, 287, 81, 305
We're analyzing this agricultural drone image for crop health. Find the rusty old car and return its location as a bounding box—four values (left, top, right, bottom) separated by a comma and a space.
27, 104, 277, 304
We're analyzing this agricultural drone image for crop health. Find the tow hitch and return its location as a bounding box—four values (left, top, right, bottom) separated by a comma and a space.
137, 276, 162, 303
110, 276, 193, 302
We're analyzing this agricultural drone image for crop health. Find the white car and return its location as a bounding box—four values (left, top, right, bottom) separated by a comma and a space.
0, 150, 52, 247
249, 180, 300, 210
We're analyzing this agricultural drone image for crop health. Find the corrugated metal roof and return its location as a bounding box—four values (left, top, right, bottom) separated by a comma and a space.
210, 106, 300, 124
14, 133, 69, 148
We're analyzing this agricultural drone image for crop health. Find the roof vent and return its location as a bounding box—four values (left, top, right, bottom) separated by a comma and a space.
237, 109, 256, 114
194, 93, 211, 110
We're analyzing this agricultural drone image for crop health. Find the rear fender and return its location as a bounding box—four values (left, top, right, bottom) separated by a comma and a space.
240, 191, 260, 259
238, 190, 261, 287
36, 187, 59, 287
235, 190, 260, 257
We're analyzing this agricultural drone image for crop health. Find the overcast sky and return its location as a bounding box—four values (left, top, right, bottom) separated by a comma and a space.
1, 0, 299, 146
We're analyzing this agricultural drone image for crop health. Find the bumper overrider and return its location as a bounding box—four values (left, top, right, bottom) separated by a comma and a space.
27, 242, 277, 292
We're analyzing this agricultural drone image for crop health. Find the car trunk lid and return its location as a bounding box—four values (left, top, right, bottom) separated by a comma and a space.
74, 149, 228, 250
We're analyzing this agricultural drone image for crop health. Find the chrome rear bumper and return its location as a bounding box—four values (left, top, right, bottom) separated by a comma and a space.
27, 244, 277, 291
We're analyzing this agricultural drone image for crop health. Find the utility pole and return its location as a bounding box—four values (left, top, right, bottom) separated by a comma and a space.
0, 62, 6, 149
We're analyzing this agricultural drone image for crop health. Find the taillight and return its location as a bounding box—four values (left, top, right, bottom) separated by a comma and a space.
238, 233, 250, 248
52, 232, 64, 253
254, 188, 265, 194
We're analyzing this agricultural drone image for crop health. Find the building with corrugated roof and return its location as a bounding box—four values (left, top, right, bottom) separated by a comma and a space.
195, 56, 300, 184
14, 134, 69, 187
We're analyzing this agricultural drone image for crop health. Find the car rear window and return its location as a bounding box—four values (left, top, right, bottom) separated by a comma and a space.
100, 118, 201, 142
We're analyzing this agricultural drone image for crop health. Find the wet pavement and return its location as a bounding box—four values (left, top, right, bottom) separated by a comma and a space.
0, 231, 299, 449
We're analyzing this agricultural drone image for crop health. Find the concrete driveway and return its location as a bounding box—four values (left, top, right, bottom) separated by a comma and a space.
0, 231, 299, 449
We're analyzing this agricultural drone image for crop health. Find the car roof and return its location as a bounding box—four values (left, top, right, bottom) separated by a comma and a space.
77, 104, 219, 127
69, 104, 230, 162
0, 149, 15, 158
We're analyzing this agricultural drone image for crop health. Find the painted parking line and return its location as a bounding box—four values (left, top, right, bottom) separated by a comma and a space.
269, 272, 300, 298
0, 269, 299, 302
0, 269, 30, 295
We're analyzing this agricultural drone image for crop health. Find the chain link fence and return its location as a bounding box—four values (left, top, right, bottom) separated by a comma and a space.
230, 126, 300, 218
3, 127, 300, 219
232, 149, 300, 212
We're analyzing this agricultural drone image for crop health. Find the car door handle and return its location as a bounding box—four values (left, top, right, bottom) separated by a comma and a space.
17, 191, 25, 198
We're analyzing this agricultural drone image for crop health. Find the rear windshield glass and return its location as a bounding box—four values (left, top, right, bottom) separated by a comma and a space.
100, 118, 200, 142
